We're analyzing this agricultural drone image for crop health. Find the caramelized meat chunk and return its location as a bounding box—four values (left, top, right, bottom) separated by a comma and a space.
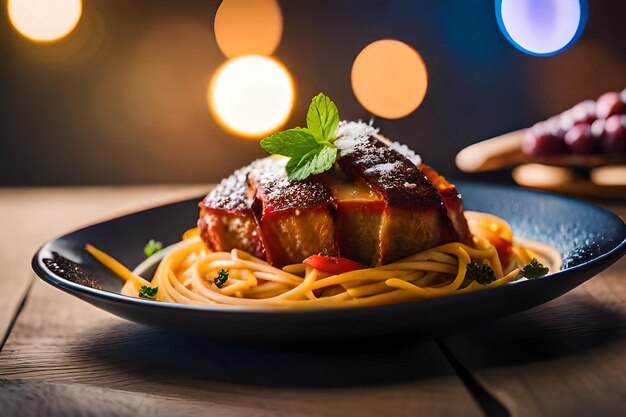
198, 166, 265, 259
247, 158, 338, 266
334, 122, 462, 265
318, 172, 386, 265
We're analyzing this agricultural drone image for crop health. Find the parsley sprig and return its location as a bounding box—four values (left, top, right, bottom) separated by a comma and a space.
144, 239, 163, 257
519, 258, 549, 279
214, 269, 229, 288
260, 93, 340, 180
466, 261, 496, 285
138, 285, 158, 299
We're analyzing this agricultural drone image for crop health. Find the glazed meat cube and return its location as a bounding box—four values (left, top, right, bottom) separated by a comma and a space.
247, 158, 338, 266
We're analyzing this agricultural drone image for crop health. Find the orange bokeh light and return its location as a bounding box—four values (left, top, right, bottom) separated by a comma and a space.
214, 0, 283, 58
7, 0, 82, 42
208, 55, 295, 138
351, 39, 428, 119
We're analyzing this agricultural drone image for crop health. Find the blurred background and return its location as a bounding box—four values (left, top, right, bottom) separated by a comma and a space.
0, 0, 625, 186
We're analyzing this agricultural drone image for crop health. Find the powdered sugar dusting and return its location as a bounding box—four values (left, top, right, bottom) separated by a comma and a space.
335, 120, 422, 165
249, 157, 331, 212
203, 165, 251, 211
249, 156, 287, 181
388, 141, 422, 165
364, 161, 401, 176
335, 121, 379, 156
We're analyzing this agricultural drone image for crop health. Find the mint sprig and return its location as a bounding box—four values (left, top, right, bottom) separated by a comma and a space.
260, 93, 340, 180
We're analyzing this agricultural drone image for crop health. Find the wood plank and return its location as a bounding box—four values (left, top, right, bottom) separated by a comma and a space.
0, 379, 252, 417
441, 206, 626, 417
0, 281, 483, 417
0, 187, 483, 417
0, 185, 210, 348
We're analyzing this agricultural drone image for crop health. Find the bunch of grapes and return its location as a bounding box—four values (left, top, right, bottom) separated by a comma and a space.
522, 89, 626, 157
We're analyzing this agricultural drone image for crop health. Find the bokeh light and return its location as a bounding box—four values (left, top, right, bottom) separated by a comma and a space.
7, 0, 82, 42
351, 39, 428, 119
214, 0, 282, 58
496, 0, 587, 56
209, 55, 294, 138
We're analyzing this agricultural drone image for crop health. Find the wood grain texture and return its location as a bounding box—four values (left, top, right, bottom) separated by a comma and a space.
0, 186, 209, 347
0, 187, 483, 417
0, 379, 250, 417
441, 206, 626, 417
0, 282, 482, 417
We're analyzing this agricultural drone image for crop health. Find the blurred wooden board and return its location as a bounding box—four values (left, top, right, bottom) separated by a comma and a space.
456, 128, 626, 199
456, 129, 526, 173
512, 164, 626, 200
456, 128, 623, 174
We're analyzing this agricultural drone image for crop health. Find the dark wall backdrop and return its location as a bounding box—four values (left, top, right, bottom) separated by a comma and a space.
1, 0, 625, 186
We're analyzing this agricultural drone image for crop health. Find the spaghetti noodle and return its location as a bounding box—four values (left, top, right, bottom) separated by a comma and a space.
86, 212, 561, 308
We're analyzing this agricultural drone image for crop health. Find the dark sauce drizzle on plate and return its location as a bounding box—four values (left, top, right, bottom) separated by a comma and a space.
43, 252, 102, 290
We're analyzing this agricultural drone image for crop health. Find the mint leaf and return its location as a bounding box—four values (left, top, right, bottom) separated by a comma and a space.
306, 93, 339, 144
286, 144, 337, 180
285, 151, 312, 180
260, 128, 318, 158
260, 93, 341, 180
312, 144, 338, 172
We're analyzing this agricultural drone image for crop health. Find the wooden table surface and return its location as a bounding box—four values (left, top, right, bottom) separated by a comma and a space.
0, 186, 624, 417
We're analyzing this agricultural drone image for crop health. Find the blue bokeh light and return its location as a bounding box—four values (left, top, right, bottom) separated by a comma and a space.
495, 0, 587, 56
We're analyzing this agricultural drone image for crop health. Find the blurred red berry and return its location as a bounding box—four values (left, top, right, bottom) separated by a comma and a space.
570, 99, 597, 125
591, 119, 606, 140
602, 114, 626, 154
559, 110, 575, 132
564, 123, 599, 154
522, 130, 566, 157
596, 92, 625, 119
544, 115, 567, 138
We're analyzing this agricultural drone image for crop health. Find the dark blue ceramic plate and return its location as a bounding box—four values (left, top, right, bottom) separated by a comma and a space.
32, 183, 626, 344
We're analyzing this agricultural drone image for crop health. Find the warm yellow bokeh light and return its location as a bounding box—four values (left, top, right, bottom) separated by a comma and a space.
7, 0, 82, 42
214, 0, 282, 58
351, 39, 428, 119
209, 55, 294, 138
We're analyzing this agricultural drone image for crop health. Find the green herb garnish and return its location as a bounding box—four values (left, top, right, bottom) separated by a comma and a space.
144, 239, 163, 257
138, 285, 158, 299
214, 269, 229, 288
519, 258, 549, 279
466, 261, 496, 285
260, 93, 340, 180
